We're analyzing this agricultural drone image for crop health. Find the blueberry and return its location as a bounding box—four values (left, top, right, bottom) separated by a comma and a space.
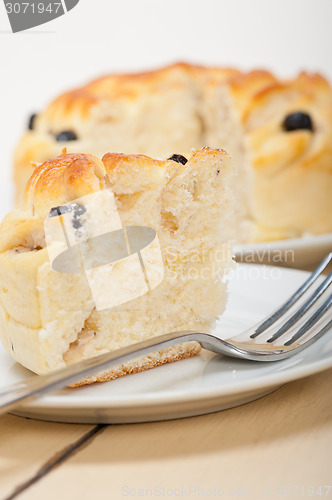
28, 113, 37, 130
168, 154, 188, 165
283, 112, 313, 132
55, 130, 78, 142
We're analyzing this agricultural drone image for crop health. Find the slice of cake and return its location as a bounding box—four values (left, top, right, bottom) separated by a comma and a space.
0, 148, 234, 385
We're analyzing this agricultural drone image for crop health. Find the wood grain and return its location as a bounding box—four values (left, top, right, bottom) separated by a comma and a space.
14, 368, 332, 500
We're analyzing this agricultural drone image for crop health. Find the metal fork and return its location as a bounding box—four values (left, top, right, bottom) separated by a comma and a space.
0, 253, 331, 414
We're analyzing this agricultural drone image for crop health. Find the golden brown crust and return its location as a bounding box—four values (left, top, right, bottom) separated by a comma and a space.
24, 152, 106, 219
15, 62, 332, 167
23, 148, 227, 221
69, 341, 202, 387
102, 151, 170, 174
54, 63, 239, 109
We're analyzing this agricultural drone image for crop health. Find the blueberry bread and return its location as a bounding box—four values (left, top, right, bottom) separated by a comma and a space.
0, 148, 234, 384
14, 63, 332, 242
13, 63, 253, 243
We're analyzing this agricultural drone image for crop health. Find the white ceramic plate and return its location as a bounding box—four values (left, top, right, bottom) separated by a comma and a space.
1, 264, 331, 424
235, 233, 332, 269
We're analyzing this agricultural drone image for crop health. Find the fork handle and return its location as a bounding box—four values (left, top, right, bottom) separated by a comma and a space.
0, 331, 214, 414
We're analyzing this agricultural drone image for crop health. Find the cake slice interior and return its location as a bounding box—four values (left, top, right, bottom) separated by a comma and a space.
0, 148, 235, 385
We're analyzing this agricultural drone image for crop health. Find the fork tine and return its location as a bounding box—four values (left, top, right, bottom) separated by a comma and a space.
283, 295, 332, 346
266, 272, 332, 343
250, 252, 332, 339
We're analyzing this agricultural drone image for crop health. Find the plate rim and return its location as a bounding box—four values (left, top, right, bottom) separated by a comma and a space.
24, 354, 332, 410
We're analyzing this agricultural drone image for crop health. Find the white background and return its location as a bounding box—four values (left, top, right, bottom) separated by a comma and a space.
0, 0, 331, 210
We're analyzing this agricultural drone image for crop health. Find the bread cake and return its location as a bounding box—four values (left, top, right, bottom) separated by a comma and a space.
0, 148, 234, 385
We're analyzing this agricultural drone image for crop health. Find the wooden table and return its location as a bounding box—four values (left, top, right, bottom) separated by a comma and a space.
1, 263, 332, 500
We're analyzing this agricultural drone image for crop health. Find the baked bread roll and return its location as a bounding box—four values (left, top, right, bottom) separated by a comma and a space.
14, 63, 332, 242
0, 148, 234, 385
